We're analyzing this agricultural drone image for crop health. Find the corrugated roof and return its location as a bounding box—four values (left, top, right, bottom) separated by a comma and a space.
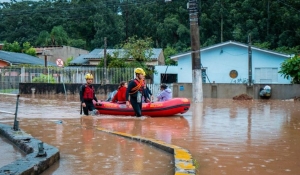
70, 48, 162, 65
0, 50, 56, 66
69, 54, 89, 65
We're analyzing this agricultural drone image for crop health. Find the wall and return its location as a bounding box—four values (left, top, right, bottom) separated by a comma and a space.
172, 83, 300, 100
36, 46, 89, 64
177, 56, 192, 83
19, 83, 300, 100
153, 66, 179, 84
0, 60, 9, 67
164, 44, 291, 84
19, 83, 118, 100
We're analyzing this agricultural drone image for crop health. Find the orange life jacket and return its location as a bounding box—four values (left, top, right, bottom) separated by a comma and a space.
129, 79, 144, 95
83, 85, 94, 100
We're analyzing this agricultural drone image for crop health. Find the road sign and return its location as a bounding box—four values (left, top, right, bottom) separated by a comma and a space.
56, 58, 64, 67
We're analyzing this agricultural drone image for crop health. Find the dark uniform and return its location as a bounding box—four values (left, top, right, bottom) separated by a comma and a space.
80, 84, 99, 115
143, 86, 152, 102
126, 78, 144, 117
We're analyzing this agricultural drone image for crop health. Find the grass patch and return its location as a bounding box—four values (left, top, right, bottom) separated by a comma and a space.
0, 89, 18, 93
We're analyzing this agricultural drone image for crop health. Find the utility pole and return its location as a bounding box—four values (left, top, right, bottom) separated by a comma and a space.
248, 34, 252, 86
220, 0, 223, 43
104, 37, 107, 85
188, 0, 203, 103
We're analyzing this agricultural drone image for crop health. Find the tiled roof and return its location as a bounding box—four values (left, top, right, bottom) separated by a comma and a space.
0, 50, 56, 66
70, 48, 162, 64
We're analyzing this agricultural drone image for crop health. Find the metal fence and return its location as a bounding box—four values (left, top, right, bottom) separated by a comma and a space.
0, 67, 172, 96
0, 67, 135, 90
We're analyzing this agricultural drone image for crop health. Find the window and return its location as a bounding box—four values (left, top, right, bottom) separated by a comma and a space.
161, 74, 177, 84
255, 68, 278, 84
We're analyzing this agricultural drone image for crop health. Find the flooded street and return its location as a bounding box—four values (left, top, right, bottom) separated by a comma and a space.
1, 94, 300, 175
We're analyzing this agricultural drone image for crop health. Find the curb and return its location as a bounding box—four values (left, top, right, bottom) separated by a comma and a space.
97, 127, 196, 175
0, 123, 60, 175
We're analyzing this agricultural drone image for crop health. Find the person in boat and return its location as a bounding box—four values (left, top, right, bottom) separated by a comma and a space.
111, 81, 128, 104
126, 68, 145, 117
157, 84, 172, 102
79, 73, 101, 115
143, 85, 153, 103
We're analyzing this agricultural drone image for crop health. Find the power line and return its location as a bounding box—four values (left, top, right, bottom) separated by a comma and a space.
277, 0, 300, 13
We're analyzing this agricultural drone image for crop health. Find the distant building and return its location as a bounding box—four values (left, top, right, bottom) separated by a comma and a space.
34, 46, 89, 64
0, 50, 56, 67
69, 48, 165, 66
154, 41, 292, 84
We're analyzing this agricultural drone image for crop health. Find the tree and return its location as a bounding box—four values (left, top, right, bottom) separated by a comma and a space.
35, 31, 51, 46
50, 26, 69, 46
163, 45, 177, 65
278, 55, 300, 84
2, 41, 22, 52
121, 36, 154, 76
2, 41, 36, 56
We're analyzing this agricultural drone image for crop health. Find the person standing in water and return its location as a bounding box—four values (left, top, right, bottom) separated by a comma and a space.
80, 73, 101, 115
126, 68, 145, 117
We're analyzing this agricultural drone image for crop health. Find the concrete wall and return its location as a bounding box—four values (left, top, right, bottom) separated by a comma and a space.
36, 46, 89, 64
172, 83, 300, 100
19, 83, 300, 100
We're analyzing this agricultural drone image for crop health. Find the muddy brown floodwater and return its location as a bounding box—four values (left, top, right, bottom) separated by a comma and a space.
1, 94, 300, 175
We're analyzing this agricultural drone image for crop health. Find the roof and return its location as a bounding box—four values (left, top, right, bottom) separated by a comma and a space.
171, 41, 291, 60
70, 48, 163, 65
0, 50, 56, 66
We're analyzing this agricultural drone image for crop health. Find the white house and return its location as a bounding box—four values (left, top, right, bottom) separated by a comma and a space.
154, 41, 292, 84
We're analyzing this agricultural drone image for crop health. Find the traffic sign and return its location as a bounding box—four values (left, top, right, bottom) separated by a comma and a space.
56, 58, 64, 67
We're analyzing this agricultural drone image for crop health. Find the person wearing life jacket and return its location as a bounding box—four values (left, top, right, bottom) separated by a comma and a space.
126, 68, 145, 117
111, 81, 128, 104
80, 73, 100, 115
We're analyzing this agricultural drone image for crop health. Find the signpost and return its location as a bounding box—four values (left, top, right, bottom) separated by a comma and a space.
56, 58, 66, 98
56, 58, 64, 67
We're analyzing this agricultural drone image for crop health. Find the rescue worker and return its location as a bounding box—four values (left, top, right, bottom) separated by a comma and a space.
80, 73, 100, 115
126, 68, 145, 117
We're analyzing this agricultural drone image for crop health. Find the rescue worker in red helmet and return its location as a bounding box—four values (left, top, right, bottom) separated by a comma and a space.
126, 68, 146, 117
79, 73, 100, 115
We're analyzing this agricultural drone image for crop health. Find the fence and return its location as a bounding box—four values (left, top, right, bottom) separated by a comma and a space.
0, 67, 135, 92
0, 93, 20, 130
0, 66, 172, 97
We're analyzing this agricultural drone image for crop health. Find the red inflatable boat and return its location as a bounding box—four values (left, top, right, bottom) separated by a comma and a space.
95, 98, 190, 117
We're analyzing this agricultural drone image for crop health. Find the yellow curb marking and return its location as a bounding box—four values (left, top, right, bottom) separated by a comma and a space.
97, 127, 196, 175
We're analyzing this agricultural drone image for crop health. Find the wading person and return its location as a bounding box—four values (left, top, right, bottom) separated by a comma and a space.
126, 68, 145, 117
80, 73, 100, 115
111, 81, 128, 104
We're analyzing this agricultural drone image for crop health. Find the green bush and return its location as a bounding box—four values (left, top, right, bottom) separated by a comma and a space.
32, 74, 56, 83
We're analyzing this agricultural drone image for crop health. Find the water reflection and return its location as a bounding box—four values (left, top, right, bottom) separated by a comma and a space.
1, 95, 300, 175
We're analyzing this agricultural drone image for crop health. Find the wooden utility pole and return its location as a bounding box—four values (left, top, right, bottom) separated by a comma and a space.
188, 0, 203, 103
248, 34, 252, 86
104, 37, 107, 85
